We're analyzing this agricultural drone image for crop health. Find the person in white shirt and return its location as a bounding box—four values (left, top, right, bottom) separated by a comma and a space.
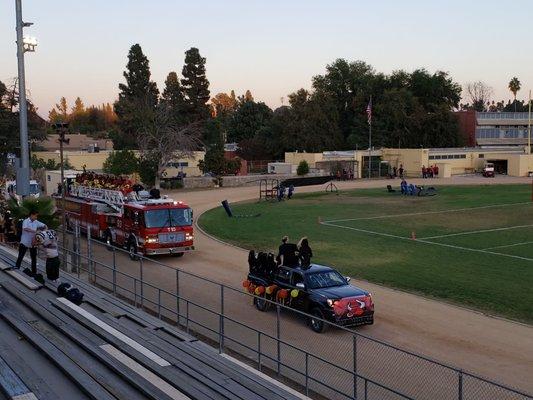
34, 227, 60, 282
15, 211, 46, 274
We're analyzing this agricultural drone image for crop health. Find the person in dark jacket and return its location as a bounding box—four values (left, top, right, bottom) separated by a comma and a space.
277, 236, 298, 266
297, 237, 313, 267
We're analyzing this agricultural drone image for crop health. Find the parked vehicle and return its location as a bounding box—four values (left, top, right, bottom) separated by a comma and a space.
58, 177, 194, 259
245, 256, 374, 333
482, 162, 495, 178
3, 180, 41, 199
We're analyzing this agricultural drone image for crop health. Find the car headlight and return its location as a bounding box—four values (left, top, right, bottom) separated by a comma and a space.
327, 299, 338, 307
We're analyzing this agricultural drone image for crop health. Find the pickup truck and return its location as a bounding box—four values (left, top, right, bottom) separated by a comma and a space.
245, 259, 374, 333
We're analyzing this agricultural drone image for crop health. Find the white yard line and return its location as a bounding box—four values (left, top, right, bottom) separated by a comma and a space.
419, 224, 533, 240
482, 241, 533, 250
320, 221, 533, 262
323, 201, 532, 224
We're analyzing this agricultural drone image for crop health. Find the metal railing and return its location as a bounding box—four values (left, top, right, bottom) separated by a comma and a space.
42, 227, 533, 400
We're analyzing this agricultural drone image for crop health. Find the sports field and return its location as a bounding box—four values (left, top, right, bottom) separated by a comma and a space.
199, 184, 533, 323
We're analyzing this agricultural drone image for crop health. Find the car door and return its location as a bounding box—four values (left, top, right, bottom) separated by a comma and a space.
290, 271, 307, 310
273, 267, 291, 290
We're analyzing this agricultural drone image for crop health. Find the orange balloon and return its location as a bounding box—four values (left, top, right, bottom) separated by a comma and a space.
265, 284, 277, 295
277, 289, 288, 300
242, 280, 250, 288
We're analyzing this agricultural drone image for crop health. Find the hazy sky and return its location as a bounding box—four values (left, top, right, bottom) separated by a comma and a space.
1, 0, 532, 118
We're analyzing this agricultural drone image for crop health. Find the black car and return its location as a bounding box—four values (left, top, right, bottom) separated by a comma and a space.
247, 264, 374, 333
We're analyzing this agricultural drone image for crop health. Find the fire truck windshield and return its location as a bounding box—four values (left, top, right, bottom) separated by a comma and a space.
144, 208, 192, 228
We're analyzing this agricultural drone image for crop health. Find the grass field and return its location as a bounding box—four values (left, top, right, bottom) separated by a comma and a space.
199, 184, 533, 323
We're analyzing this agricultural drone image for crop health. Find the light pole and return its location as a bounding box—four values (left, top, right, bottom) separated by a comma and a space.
52, 123, 69, 231
15, 0, 37, 197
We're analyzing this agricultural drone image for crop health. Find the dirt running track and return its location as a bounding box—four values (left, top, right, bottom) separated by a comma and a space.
53, 176, 532, 398
166, 176, 533, 394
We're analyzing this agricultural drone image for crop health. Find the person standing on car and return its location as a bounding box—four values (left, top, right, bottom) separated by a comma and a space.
297, 237, 313, 268
277, 236, 298, 267
15, 211, 46, 274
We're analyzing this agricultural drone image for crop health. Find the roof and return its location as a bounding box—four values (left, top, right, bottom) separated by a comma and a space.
40, 134, 114, 151
0, 246, 304, 400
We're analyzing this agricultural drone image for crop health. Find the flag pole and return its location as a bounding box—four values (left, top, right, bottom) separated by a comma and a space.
368, 95, 372, 179
527, 90, 531, 154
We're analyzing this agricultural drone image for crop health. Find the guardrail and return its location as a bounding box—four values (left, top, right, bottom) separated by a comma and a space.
43, 227, 533, 400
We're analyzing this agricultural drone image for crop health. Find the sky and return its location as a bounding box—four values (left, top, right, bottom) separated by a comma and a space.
1, 0, 532, 118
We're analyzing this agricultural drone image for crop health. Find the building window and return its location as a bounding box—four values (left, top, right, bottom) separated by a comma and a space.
47, 175, 51, 181
461, 155, 466, 159
479, 154, 484, 158
429, 155, 435, 160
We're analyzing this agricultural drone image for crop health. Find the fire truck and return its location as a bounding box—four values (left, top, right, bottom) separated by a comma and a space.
61, 183, 194, 259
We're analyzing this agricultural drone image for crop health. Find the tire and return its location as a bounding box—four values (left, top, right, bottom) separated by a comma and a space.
128, 240, 139, 261
309, 308, 328, 333
171, 252, 184, 258
254, 297, 269, 312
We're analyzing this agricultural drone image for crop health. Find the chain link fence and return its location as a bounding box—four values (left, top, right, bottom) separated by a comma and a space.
50, 227, 532, 400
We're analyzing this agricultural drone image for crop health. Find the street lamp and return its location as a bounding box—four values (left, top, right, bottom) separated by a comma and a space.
15, 0, 37, 198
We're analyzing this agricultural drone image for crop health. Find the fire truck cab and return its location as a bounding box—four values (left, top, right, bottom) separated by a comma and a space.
63, 184, 194, 259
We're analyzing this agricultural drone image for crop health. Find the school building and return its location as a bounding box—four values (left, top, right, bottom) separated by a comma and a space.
284, 147, 533, 178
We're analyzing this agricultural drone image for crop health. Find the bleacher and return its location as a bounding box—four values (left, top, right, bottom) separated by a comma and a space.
0, 247, 306, 400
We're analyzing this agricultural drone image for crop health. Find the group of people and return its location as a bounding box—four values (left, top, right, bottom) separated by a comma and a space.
277, 236, 313, 267
421, 165, 439, 179
74, 172, 135, 194
389, 164, 405, 179
335, 168, 354, 181
276, 184, 295, 201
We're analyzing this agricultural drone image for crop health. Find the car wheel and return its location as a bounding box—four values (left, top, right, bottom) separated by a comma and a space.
309, 308, 328, 333
171, 252, 184, 257
128, 241, 139, 261
254, 297, 269, 312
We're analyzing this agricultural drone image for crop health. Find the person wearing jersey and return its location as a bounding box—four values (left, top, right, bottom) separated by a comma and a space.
34, 227, 60, 282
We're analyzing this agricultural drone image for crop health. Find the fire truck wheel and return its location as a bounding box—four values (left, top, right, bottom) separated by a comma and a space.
171, 252, 184, 258
128, 241, 139, 261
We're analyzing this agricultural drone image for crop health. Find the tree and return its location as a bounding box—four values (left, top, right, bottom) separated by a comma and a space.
162, 71, 186, 124
181, 47, 210, 122
136, 102, 202, 189
297, 160, 309, 176
508, 77, 521, 112
228, 101, 273, 142
464, 82, 493, 112
102, 150, 139, 175
31, 154, 73, 171
7, 196, 59, 229
114, 44, 159, 149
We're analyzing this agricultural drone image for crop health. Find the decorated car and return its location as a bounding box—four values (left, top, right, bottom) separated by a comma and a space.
244, 252, 374, 333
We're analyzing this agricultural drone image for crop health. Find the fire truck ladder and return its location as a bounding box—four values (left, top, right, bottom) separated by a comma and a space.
71, 186, 129, 211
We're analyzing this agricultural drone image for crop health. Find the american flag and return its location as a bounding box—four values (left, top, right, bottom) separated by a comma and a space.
366, 98, 372, 125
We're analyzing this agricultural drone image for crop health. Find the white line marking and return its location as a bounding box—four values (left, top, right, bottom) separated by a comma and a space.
482, 241, 533, 250
419, 224, 533, 240
320, 221, 533, 262
56, 298, 171, 367
100, 344, 190, 400
323, 201, 532, 223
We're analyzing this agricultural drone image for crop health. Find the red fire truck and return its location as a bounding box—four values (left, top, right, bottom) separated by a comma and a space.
61, 183, 194, 259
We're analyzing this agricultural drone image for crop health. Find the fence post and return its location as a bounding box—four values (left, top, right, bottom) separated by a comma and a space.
112, 247, 116, 295
219, 285, 224, 354
158, 289, 161, 318
364, 379, 368, 400
257, 331, 262, 372
139, 257, 144, 308
458, 370, 463, 400
305, 352, 309, 396
276, 304, 281, 376
87, 225, 92, 282
353, 334, 358, 399
176, 269, 180, 326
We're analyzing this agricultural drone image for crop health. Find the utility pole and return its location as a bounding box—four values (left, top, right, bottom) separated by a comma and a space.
528, 90, 531, 154
15, 0, 36, 197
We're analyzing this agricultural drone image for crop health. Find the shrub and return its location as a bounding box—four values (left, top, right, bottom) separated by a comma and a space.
297, 160, 309, 176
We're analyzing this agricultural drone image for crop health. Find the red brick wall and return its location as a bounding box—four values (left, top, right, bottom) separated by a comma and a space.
454, 110, 477, 146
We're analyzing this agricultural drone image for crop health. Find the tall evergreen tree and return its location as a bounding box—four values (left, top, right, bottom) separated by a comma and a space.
114, 44, 159, 149
181, 47, 210, 122
162, 71, 186, 123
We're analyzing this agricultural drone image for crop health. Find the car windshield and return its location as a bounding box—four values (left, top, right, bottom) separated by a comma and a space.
144, 208, 192, 228
307, 271, 347, 289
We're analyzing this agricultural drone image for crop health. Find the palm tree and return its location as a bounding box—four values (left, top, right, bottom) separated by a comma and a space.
508, 77, 521, 112
7, 196, 59, 229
